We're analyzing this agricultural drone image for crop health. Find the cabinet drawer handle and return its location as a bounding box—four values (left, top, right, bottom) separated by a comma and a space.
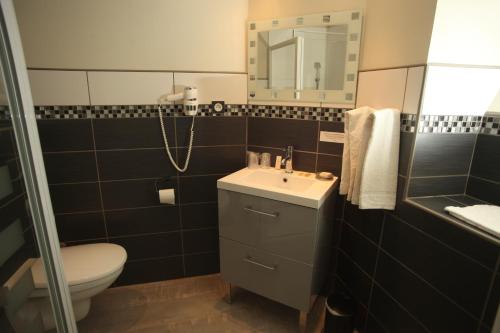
243, 256, 277, 271
244, 207, 279, 218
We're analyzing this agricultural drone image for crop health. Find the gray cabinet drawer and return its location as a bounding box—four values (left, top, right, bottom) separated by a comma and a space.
220, 238, 312, 311
218, 189, 317, 264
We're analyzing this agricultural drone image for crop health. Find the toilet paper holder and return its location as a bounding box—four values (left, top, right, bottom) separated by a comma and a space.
154, 176, 173, 192
155, 177, 176, 205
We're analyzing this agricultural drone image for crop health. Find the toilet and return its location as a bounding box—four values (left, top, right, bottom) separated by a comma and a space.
29, 243, 127, 330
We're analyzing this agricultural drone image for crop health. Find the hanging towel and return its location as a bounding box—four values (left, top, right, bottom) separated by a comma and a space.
339, 106, 375, 202
340, 107, 400, 210
444, 205, 500, 238
358, 108, 401, 210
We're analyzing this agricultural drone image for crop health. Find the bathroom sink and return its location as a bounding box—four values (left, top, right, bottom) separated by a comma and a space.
217, 168, 338, 208
243, 170, 315, 192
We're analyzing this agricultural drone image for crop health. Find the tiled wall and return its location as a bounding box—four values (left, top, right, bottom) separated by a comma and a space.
23, 66, 421, 291
20, 66, 500, 333
407, 115, 500, 198
25, 69, 351, 286
407, 64, 500, 199
334, 196, 499, 333
408, 131, 476, 197
0, 114, 38, 286
28, 69, 248, 286
31, 104, 355, 286
330, 66, 500, 333
247, 117, 343, 175
37, 114, 245, 285
467, 116, 500, 205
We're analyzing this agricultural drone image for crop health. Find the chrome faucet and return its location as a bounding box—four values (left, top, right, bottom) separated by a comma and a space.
281, 145, 294, 173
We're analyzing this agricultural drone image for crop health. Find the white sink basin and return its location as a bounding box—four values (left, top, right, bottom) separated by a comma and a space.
217, 168, 338, 208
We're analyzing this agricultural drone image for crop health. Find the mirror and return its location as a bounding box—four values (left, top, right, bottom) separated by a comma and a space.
248, 11, 362, 106
257, 25, 348, 91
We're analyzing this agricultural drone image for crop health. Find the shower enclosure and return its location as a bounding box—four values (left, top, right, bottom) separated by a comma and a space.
0, 0, 77, 331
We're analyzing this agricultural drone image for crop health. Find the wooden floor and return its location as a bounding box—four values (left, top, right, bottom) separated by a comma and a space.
77, 274, 326, 332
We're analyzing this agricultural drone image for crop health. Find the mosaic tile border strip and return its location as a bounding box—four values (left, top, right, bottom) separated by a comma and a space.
401, 114, 417, 133
5, 104, 496, 135
248, 105, 347, 121
481, 115, 500, 136
32, 104, 348, 121
418, 115, 483, 134
33, 105, 249, 120
31, 105, 419, 133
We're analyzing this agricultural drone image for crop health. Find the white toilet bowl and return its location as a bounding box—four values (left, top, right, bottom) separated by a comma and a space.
29, 243, 127, 330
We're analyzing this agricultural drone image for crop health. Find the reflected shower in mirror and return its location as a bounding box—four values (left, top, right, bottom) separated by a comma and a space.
257, 25, 348, 91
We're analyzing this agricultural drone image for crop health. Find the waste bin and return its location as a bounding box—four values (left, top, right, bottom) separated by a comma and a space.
324, 293, 355, 333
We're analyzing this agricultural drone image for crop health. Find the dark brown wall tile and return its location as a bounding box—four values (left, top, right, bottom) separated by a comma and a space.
248, 117, 318, 152
106, 206, 180, 237
38, 119, 94, 152
176, 116, 246, 147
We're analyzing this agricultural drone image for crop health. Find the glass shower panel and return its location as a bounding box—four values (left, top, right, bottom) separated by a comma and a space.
0, 71, 42, 332
0, 0, 77, 331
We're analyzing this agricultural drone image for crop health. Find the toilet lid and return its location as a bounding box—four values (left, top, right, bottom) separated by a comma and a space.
31, 243, 127, 288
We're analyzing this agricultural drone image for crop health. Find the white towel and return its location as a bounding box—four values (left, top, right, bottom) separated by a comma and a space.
339, 107, 400, 210
359, 108, 401, 210
339, 106, 375, 202
444, 205, 500, 237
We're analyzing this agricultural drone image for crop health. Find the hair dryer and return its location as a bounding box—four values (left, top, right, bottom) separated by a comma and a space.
163, 86, 198, 116
157, 86, 198, 172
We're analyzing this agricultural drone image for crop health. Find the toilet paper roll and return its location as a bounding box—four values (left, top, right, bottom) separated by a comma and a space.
159, 188, 175, 205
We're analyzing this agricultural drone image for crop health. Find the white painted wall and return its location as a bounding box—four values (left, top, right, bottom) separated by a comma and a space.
420, 66, 500, 116
249, 0, 437, 71
15, 0, 248, 72
428, 0, 500, 66
360, 0, 436, 70
248, 0, 366, 20
422, 0, 500, 115
16, 0, 438, 73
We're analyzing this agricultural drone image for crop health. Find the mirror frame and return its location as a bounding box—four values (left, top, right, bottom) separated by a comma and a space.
247, 10, 362, 106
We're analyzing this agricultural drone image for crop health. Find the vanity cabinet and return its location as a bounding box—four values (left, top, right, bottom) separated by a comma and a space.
218, 188, 336, 314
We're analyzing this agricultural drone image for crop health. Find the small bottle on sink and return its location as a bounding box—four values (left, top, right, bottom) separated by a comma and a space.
275, 156, 282, 169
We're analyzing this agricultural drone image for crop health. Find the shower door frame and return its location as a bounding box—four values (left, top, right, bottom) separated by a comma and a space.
0, 0, 77, 332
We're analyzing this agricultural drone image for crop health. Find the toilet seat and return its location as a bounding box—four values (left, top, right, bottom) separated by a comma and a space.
31, 243, 127, 289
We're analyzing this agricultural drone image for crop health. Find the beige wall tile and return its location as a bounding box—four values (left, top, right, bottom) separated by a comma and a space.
402, 66, 425, 114
28, 70, 90, 106
174, 73, 247, 105
88, 71, 173, 105
355, 68, 407, 110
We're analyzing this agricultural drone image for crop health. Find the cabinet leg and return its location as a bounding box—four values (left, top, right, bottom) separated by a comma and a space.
299, 310, 308, 333
224, 282, 233, 304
